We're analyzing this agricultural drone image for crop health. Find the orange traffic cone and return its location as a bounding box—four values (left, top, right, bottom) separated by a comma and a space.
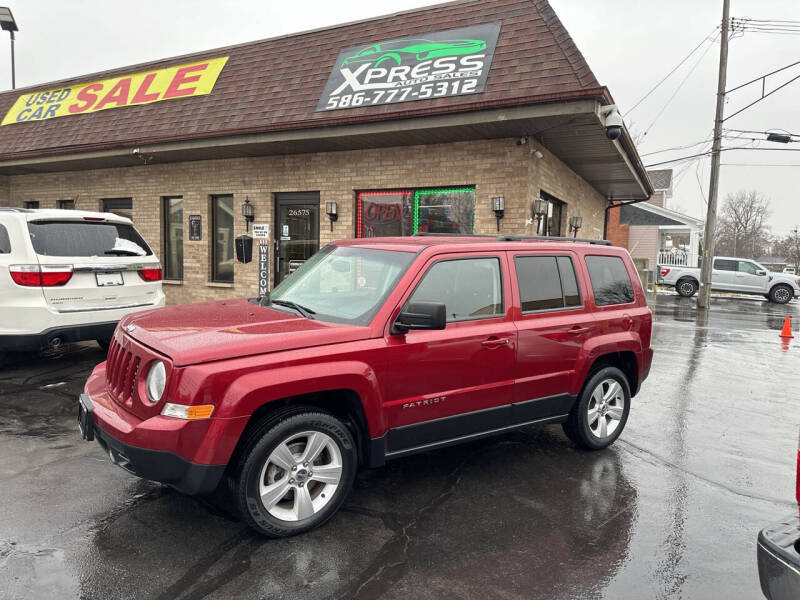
780, 316, 794, 338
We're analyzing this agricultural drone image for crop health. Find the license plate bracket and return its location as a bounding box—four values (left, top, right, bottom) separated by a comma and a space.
95, 271, 124, 287
78, 394, 94, 441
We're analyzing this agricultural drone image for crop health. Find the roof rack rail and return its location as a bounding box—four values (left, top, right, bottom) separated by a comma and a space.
495, 235, 613, 246
0, 207, 31, 213
412, 232, 495, 237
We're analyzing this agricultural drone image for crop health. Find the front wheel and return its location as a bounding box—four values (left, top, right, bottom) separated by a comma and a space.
233, 408, 357, 538
769, 284, 793, 305
676, 279, 697, 297
563, 367, 631, 450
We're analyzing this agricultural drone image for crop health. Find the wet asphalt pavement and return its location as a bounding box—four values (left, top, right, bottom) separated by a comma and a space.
1, 293, 799, 600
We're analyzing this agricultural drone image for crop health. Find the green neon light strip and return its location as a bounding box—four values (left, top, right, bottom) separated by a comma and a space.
413, 187, 476, 234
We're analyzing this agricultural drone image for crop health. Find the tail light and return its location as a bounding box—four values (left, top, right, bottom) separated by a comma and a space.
660, 267, 671, 277
138, 266, 162, 282
10, 265, 73, 287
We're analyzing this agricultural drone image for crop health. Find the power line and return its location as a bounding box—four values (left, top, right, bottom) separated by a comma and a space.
721, 162, 800, 166
639, 136, 717, 157
644, 146, 800, 168
624, 27, 719, 116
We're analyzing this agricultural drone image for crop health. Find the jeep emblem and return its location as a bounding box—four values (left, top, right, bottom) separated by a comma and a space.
125, 324, 136, 333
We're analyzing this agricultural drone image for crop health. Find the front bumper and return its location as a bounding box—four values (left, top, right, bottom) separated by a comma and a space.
758, 514, 800, 600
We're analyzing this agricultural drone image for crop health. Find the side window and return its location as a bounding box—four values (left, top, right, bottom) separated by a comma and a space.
558, 256, 581, 307
409, 257, 503, 322
0, 224, 10, 254
738, 261, 758, 274
515, 256, 563, 311
585, 256, 635, 306
714, 259, 737, 271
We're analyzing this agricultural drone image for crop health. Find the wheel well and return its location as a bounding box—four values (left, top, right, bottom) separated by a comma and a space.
589, 351, 639, 396
229, 389, 370, 470
677, 276, 698, 286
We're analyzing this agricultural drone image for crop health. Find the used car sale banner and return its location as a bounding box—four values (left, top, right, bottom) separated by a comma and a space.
2, 57, 228, 126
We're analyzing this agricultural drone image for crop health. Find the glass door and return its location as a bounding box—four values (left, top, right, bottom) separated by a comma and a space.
275, 193, 320, 285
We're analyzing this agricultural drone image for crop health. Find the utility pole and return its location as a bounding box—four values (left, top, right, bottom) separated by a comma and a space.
9, 29, 14, 89
698, 0, 730, 309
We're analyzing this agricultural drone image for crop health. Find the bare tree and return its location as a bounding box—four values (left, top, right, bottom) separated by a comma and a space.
714, 190, 772, 258
777, 227, 800, 271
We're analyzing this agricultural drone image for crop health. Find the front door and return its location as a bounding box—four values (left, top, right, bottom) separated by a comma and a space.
274, 193, 320, 286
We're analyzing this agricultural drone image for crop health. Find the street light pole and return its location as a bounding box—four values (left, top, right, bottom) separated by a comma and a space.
698, 0, 730, 309
9, 28, 14, 89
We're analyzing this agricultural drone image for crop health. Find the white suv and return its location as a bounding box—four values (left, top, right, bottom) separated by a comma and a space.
0, 207, 165, 364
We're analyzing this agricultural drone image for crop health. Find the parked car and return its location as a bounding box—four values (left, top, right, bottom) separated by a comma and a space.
0, 207, 165, 365
757, 431, 800, 599
78, 235, 653, 537
659, 257, 800, 304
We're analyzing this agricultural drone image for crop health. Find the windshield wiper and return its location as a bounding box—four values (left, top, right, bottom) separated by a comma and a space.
271, 299, 316, 319
104, 249, 143, 256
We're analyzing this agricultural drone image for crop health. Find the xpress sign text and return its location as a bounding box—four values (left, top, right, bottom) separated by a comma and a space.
2, 57, 228, 126
317, 23, 501, 112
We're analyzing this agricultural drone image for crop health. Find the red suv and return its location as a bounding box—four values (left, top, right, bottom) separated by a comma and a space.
78, 235, 653, 537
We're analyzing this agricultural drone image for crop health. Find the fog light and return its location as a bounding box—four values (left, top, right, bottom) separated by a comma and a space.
161, 403, 215, 420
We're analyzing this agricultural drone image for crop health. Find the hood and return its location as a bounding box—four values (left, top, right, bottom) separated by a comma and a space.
119, 298, 373, 366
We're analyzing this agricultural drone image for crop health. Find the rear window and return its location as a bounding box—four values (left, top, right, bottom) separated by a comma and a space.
27, 220, 153, 257
585, 255, 634, 306
0, 224, 10, 253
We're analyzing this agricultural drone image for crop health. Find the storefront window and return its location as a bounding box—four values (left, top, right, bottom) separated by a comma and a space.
162, 196, 183, 280
211, 195, 234, 283
58, 199, 75, 210
415, 188, 475, 235
357, 190, 413, 238
24, 201, 39, 209
102, 197, 133, 220
537, 191, 564, 237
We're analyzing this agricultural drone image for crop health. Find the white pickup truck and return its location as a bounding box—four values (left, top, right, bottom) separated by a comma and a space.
659, 256, 800, 304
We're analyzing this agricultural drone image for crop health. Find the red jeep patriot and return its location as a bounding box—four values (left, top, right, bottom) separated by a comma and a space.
79, 235, 653, 537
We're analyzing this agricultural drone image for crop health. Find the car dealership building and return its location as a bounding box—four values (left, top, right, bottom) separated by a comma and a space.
0, 0, 651, 305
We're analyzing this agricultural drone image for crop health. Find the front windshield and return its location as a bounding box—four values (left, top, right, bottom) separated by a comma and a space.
269, 245, 415, 325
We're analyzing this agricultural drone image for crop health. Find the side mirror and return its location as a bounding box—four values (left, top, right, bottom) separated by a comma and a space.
757, 269, 767, 276
392, 301, 446, 334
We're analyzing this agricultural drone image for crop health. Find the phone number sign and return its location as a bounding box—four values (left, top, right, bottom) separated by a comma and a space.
317, 23, 501, 112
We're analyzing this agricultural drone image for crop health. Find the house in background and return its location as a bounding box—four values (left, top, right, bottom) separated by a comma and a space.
607, 169, 704, 275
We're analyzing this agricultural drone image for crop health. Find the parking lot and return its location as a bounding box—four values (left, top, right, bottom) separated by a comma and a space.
1, 293, 798, 600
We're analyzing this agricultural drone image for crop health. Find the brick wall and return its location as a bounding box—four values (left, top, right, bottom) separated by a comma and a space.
6, 137, 607, 305
605, 204, 628, 249
0, 174, 8, 204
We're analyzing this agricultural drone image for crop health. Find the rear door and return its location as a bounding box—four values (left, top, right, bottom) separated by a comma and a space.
712, 258, 738, 290
511, 251, 593, 419
26, 216, 161, 313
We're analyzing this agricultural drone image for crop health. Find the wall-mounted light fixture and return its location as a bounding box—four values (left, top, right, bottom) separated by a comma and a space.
491, 196, 505, 232
326, 202, 338, 231
532, 198, 548, 235
569, 215, 583, 238
241, 197, 254, 232
533, 149, 544, 159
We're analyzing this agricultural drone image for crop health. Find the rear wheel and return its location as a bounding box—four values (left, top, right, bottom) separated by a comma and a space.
233, 408, 357, 538
676, 278, 697, 297
769, 284, 793, 304
563, 367, 631, 450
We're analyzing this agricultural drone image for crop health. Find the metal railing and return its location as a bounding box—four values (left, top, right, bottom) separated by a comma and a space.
658, 251, 691, 266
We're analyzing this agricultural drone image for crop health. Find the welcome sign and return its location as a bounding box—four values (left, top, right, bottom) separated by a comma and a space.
2, 57, 228, 126
317, 23, 501, 112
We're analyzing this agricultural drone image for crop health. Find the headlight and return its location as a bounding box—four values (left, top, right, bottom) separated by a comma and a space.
145, 360, 166, 404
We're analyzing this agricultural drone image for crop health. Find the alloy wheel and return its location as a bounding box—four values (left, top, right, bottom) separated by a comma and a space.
258, 430, 343, 522
587, 379, 625, 439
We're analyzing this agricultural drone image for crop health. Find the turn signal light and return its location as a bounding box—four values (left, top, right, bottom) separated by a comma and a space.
161, 403, 215, 420
138, 266, 163, 282
10, 265, 73, 287
660, 267, 671, 277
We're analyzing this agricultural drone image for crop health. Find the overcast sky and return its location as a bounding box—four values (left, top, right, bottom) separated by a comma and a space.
0, 0, 798, 236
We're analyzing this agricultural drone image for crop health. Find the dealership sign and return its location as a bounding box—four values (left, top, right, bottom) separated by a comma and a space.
2, 57, 228, 126
317, 23, 501, 112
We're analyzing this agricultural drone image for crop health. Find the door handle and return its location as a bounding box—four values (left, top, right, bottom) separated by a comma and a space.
481, 337, 510, 348
567, 326, 591, 335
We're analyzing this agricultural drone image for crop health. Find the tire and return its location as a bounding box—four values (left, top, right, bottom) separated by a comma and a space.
232, 407, 357, 538
96, 338, 110, 352
769, 284, 793, 305
562, 366, 631, 450
676, 278, 698, 297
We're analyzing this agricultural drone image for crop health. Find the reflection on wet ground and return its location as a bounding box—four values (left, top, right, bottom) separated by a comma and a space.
1, 294, 798, 599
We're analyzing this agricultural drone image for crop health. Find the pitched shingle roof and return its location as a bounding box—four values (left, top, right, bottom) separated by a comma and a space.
0, 0, 608, 160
